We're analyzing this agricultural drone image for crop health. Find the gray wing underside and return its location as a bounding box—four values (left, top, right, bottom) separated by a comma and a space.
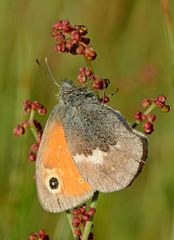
63, 104, 148, 192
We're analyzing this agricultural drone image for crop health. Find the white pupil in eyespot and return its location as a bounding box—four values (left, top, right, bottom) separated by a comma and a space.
49, 177, 59, 189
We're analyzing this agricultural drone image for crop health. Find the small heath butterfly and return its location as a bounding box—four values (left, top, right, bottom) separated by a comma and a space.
36, 80, 147, 212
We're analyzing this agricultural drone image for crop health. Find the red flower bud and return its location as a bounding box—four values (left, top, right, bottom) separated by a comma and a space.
79, 205, 86, 214
84, 47, 97, 61
87, 207, 96, 216
56, 43, 66, 52
77, 73, 86, 83
30, 143, 40, 152
72, 217, 81, 227
66, 38, 74, 50
143, 121, 154, 134
28, 152, 36, 161
92, 79, 103, 89
62, 19, 72, 33
13, 125, 25, 136
144, 121, 153, 129
39, 229, 46, 238
154, 100, 165, 109
82, 214, 90, 222
71, 30, 81, 41
38, 105, 47, 115
72, 207, 80, 215
134, 111, 143, 121
142, 114, 147, 120
102, 95, 110, 103
74, 228, 81, 236
28, 232, 37, 240
141, 98, 151, 108
53, 20, 63, 31
55, 32, 65, 42
79, 67, 86, 74
76, 45, 85, 55
21, 120, 30, 129
31, 100, 40, 110
157, 95, 166, 103
147, 113, 156, 122
85, 68, 93, 77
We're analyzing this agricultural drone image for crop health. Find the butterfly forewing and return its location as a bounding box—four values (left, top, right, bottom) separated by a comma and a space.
36, 107, 94, 213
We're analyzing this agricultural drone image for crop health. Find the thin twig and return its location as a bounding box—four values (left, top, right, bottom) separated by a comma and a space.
160, 0, 174, 66
29, 110, 38, 140
84, 56, 94, 73
82, 191, 99, 240
66, 210, 78, 239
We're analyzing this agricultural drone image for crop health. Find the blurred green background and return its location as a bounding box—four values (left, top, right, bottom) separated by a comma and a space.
0, 0, 174, 239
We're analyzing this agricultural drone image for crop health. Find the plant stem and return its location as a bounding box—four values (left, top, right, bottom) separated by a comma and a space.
29, 110, 38, 140
132, 103, 156, 129
66, 210, 78, 239
84, 56, 94, 73
143, 102, 157, 115
82, 191, 99, 240
160, 0, 174, 66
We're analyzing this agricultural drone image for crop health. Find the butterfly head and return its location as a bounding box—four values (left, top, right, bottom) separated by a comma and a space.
59, 80, 99, 106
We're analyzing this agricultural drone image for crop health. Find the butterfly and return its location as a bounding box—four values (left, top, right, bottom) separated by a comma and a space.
36, 80, 147, 212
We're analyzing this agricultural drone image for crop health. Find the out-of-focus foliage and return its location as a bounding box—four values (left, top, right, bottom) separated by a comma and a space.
0, 0, 173, 239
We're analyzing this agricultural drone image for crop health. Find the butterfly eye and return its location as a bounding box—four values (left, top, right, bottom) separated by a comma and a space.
49, 177, 59, 190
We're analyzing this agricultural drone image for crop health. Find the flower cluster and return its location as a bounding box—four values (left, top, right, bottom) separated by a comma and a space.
135, 95, 170, 134
13, 100, 46, 161
51, 20, 112, 104
23, 100, 47, 115
77, 67, 111, 103
28, 229, 50, 240
72, 204, 96, 240
52, 20, 97, 60
13, 120, 30, 136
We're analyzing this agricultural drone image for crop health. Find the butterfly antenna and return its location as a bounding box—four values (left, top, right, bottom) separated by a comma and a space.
109, 88, 119, 97
36, 57, 60, 87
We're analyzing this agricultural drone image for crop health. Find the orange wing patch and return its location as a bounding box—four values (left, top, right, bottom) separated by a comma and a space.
42, 122, 92, 195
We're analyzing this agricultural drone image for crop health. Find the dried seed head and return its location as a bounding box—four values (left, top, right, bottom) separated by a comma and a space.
72, 216, 81, 227
28, 232, 37, 240
76, 45, 85, 55
134, 111, 143, 122
31, 100, 40, 110
102, 95, 110, 103
92, 79, 104, 89
143, 121, 154, 134
77, 73, 87, 83
157, 95, 166, 103
13, 125, 25, 136
84, 47, 97, 61
38, 105, 47, 115
147, 113, 156, 122
142, 98, 151, 108
28, 152, 37, 161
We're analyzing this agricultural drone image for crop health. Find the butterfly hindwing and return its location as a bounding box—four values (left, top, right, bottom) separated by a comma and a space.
63, 104, 147, 192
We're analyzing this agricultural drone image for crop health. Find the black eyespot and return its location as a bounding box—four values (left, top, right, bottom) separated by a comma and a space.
49, 177, 59, 190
